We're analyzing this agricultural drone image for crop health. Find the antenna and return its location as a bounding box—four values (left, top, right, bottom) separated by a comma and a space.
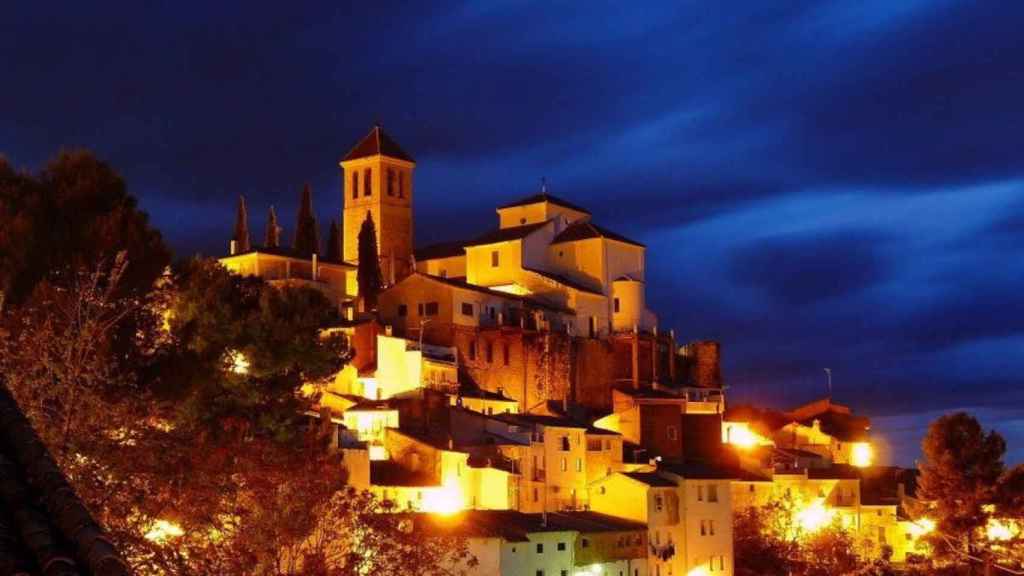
540, 176, 548, 194
823, 368, 832, 398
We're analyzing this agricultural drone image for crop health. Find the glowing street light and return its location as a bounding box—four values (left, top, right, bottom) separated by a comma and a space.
850, 443, 874, 467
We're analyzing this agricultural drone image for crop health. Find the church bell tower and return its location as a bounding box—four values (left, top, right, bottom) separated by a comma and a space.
340, 125, 415, 284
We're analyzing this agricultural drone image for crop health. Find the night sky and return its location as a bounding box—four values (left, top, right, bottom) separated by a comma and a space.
4, 2, 1023, 465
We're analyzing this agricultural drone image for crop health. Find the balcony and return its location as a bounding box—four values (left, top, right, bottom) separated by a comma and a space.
650, 542, 675, 561
532, 469, 546, 482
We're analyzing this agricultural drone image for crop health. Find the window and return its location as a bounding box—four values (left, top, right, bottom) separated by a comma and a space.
352, 171, 359, 199
576, 458, 582, 472
697, 486, 704, 501
709, 520, 715, 535
719, 556, 725, 571
398, 304, 407, 317
485, 341, 493, 363
424, 302, 439, 316
599, 486, 606, 495
387, 169, 395, 196
363, 168, 372, 196
558, 457, 567, 471
469, 341, 477, 360
561, 571, 568, 576
533, 487, 539, 502
700, 520, 707, 536
749, 483, 755, 493
557, 542, 566, 551
614, 297, 620, 313
417, 303, 423, 316
398, 171, 405, 198
489, 307, 496, 320
581, 538, 589, 549
461, 302, 473, 316
560, 437, 570, 451
439, 269, 447, 278
588, 316, 596, 338
655, 495, 663, 512
536, 571, 544, 576
667, 425, 677, 441
503, 343, 510, 366
708, 484, 719, 503
536, 543, 544, 554
491, 250, 499, 267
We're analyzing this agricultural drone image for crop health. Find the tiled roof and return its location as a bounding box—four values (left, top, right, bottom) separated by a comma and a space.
462, 221, 550, 248
0, 385, 131, 576
458, 387, 517, 402
659, 460, 743, 480
414, 241, 467, 261
222, 244, 354, 266
342, 124, 414, 162
807, 463, 863, 480
552, 221, 645, 248
498, 193, 591, 215
798, 411, 870, 442
403, 272, 575, 315
492, 412, 589, 430
409, 510, 645, 541
621, 471, 677, 487
523, 267, 604, 296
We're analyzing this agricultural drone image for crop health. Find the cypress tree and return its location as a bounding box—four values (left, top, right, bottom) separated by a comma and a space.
326, 220, 342, 262
357, 211, 383, 310
232, 195, 251, 253
265, 205, 281, 248
293, 183, 318, 258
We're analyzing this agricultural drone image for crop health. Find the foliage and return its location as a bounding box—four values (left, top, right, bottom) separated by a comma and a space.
356, 211, 382, 310
293, 183, 319, 258
733, 498, 880, 576
266, 205, 281, 248
916, 412, 1024, 570
0, 150, 170, 306
1, 253, 470, 575
233, 195, 251, 253
326, 219, 342, 262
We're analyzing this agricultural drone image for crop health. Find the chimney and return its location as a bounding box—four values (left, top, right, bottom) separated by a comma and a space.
229, 239, 237, 255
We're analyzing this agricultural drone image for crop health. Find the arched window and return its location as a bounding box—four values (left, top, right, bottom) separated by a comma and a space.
386, 169, 395, 196
363, 168, 372, 196
352, 171, 359, 199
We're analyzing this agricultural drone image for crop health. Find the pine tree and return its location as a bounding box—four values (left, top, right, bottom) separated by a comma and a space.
232, 195, 251, 253
326, 220, 342, 262
293, 183, 318, 258
265, 205, 281, 248
357, 211, 383, 310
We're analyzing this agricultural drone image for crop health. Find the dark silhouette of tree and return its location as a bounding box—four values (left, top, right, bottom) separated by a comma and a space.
292, 183, 319, 258
357, 211, 383, 311
265, 205, 281, 248
326, 219, 342, 262
0, 150, 170, 305
917, 412, 1024, 571
232, 195, 251, 253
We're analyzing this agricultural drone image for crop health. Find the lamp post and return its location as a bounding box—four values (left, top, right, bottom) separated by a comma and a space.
418, 318, 433, 350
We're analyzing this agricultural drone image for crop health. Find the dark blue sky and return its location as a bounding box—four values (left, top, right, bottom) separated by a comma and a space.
4, 2, 1023, 464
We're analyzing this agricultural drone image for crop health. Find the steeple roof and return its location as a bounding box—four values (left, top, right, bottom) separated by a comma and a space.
342, 124, 414, 163
497, 192, 590, 215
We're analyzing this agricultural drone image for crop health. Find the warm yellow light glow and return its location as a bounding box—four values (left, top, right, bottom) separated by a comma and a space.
575, 565, 604, 576
796, 499, 835, 534
907, 518, 935, 538
986, 518, 1020, 541
228, 350, 250, 375
368, 444, 389, 461
723, 422, 771, 449
850, 442, 873, 467
145, 519, 184, 543
422, 479, 464, 516
489, 283, 531, 296
687, 567, 710, 576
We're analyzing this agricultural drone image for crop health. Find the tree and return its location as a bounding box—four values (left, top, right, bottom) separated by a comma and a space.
266, 205, 281, 248
0, 150, 170, 305
326, 219, 342, 262
293, 183, 319, 258
233, 195, 251, 253
356, 211, 382, 310
918, 412, 1024, 572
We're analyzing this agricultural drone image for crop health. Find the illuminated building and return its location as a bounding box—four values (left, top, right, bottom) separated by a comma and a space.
409, 510, 649, 576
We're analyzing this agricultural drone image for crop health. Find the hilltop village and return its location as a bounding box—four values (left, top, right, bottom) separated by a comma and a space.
219, 126, 928, 576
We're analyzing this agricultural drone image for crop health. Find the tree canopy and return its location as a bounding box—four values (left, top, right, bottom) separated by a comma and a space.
0, 151, 170, 305
356, 211, 382, 310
